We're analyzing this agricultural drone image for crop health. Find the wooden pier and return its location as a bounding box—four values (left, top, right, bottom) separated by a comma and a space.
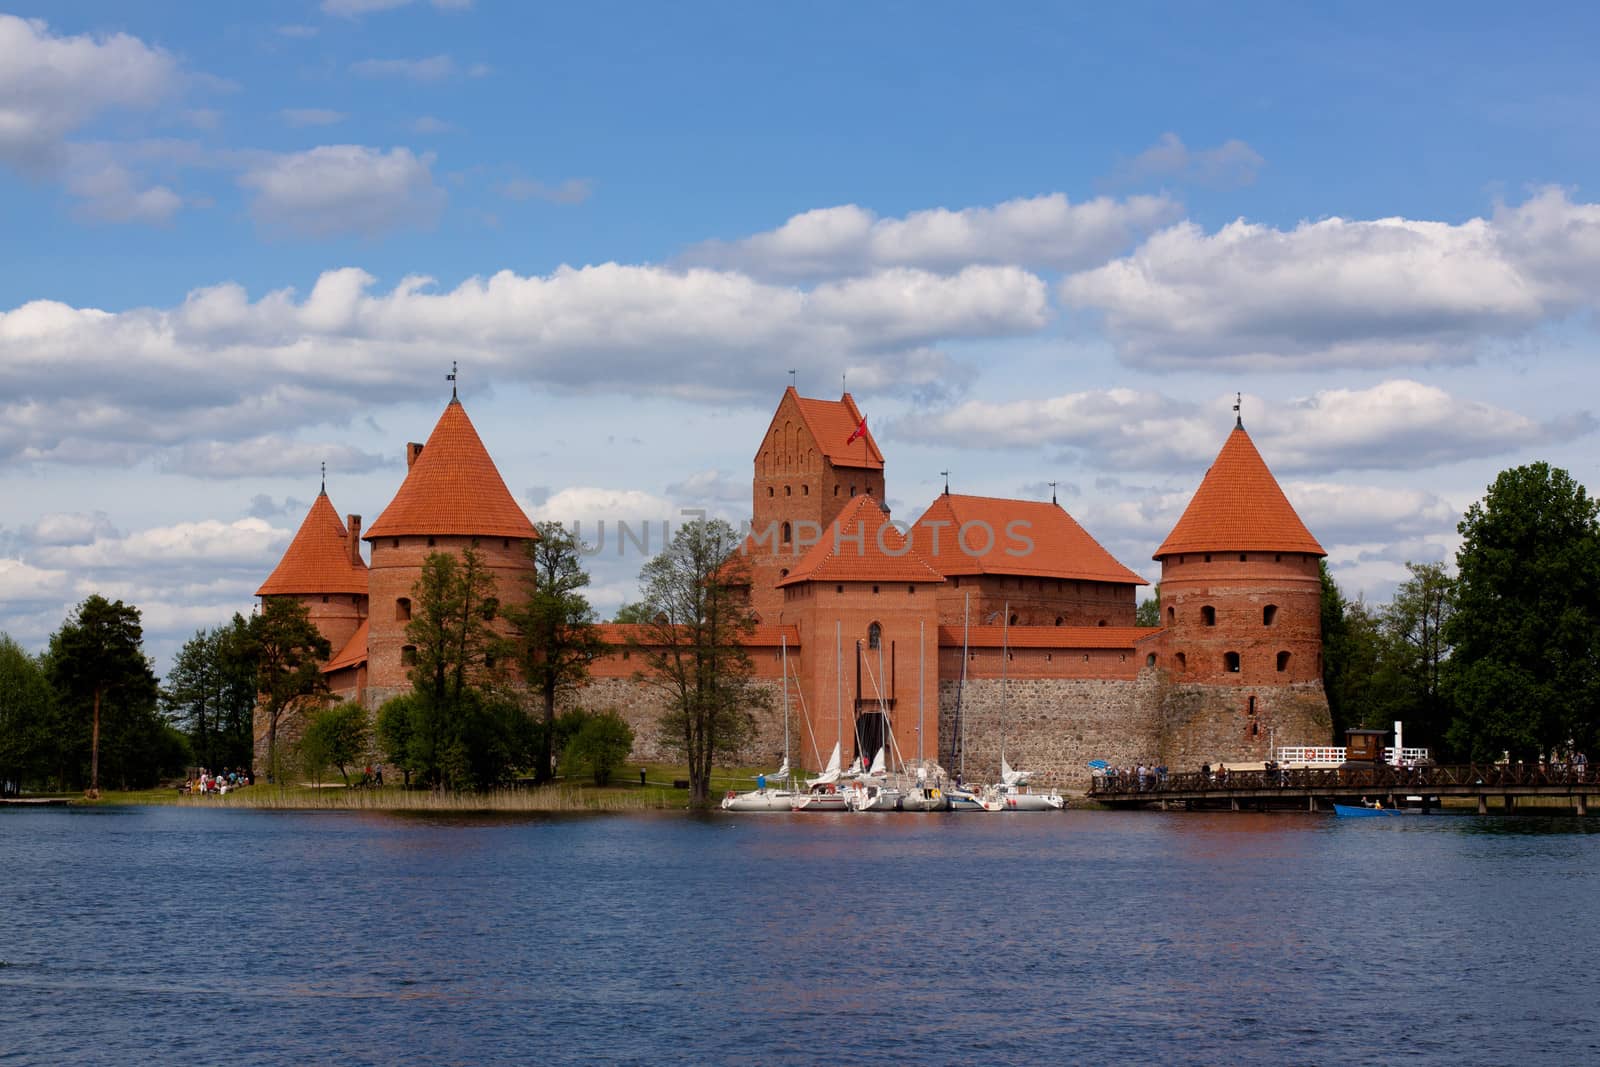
1089, 763, 1596, 815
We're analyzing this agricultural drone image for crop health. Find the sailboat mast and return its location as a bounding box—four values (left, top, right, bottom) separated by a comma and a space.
918, 619, 925, 765
835, 620, 842, 756
1000, 599, 1009, 767
959, 591, 970, 778
781, 634, 789, 777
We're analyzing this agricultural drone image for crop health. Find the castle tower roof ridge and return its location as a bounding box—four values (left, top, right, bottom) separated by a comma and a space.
364, 398, 538, 542
911, 492, 1148, 585
776, 386, 885, 471
256, 491, 369, 596
1154, 424, 1324, 558
777, 493, 944, 586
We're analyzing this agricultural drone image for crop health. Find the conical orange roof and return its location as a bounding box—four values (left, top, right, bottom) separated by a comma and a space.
364, 399, 538, 541
777, 494, 944, 586
1155, 424, 1324, 558
911, 493, 1147, 585
256, 492, 369, 596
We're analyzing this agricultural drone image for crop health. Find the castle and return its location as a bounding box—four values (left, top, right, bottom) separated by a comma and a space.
256, 386, 1332, 790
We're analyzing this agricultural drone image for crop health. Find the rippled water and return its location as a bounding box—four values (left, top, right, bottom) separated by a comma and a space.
2, 806, 1598, 1065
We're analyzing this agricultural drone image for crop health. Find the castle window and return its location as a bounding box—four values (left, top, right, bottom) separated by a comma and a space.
1276, 651, 1291, 672
768, 487, 774, 497
1010, 613, 1018, 625
1082, 654, 1089, 663
427, 537, 436, 547
1248, 696, 1256, 715
1204, 554, 1212, 563
781, 521, 792, 544
1175, 652, 1186, 671
868, 622, 882, 650
850, 485, 857, 496
1046, 653, 1052, 662
321, 595, 329, 604
1008, 652, 1014, 662
785, 485, 792, 496
1224, 651, 1241, 672
803, 485, 810, 496
1146, 653, 1157, 667
1239, 554, 1247, 562
484, 653, 495, 670
836, 584, 844, 594
834, 486, 839, 496
472, 537, 480, 548
396, 597, 412, 621
391, 539, 399, 549
1097, 619, 1106, 627
1167, 607, 1175, 625
779, 568, 789, 578
872, 585, 880, 595
908, 585, 916, 594
1055, 616, 1063, 626
1251, 720, 1259, 737
503, 540, 509, 549
1275, 554, 1281, 563
1202, 605, 1216, 627
401, 645, 417, 666
1263, 604, 1278, 626
953, 576, 960, 588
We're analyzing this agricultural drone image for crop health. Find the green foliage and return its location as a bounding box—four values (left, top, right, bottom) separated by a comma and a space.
163, 614, 257, 771
633, 518, 766, 806
611, 601, 652, 624
406, 547, 501, 708
1318, 561, 1355, 737
1135, 584, 1160, 628
250, 598, 332, 782
1377, 562, 1457, 754
0, 635, 61, 791
1443, 462, 1600, 761
300, 702, 371, 785
561, 709, 635, 785
507, 521, 607, 782
47, 595, 170, 792
376, 693, 421, 787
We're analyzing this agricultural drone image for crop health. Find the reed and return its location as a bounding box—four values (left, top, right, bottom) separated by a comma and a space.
172, 784, 675, 812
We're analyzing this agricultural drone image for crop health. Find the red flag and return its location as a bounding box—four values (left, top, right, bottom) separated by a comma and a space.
846, 415, 867, 444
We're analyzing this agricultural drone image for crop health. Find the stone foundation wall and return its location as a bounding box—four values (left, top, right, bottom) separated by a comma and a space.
1157, 678, 1332, 772
561, 677, 788, 768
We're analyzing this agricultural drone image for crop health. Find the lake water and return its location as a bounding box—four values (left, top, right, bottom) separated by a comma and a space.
2, 806, 1598, 1065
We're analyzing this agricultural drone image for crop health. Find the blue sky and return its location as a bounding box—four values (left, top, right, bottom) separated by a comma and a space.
4, 1, 1600, 673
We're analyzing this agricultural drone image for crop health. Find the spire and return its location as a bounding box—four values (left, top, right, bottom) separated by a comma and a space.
1234, 391, 1242, 429
257, 493, 369, 596
1154, 423, 1324, 559
320, 460, 326, 495
364, 397, 537, 541
1048, 480, 1058, 505
941, 470, 950, 495
788, 368, 796, 389
448, 360, 458, 401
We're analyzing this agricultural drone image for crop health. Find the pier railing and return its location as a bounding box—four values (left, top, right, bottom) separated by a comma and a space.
1088, 763, 1596, 797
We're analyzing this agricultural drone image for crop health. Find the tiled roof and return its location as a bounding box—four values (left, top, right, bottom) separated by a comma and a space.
595, 623, 801, 648
911, 493, 1147, 585
937, 624, 1158, 650
256, 492, 368, 596
1155, 425, 1325, 558
364, 399, 538, 541
791, 388, 885, 470
321, 619, 369, 674
777, 494, 945, 586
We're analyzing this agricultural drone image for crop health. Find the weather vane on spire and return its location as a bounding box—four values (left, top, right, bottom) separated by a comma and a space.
788, 369, 796, 389
1048, 480, 1057, 504
841, 371, 847, 395
320, 460, 326, 494
1234, 391, 1242, 428
448, 361, 458, 400
941, 470, 950, 495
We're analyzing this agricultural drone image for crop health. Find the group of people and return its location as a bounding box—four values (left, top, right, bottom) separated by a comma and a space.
1098, 763, 1168, 791
181, 768, 252, 795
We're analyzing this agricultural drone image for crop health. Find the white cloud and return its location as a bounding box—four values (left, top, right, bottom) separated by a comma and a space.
66, 165, 182, 225
238, 145, 445, 238
681, 192, 1181, 279
24, 511, 119, 547
501, 177, 591, 204
1285, 482, 1459, 544
1060, 188, 1600, 371
665, 469, 749, 504
0, 558, 72, 603
0, 15, 178, 173
1111, 133, 1264, 189
350, 55, 459, 82
280, 108, 347, 127
158, 436, 389, 479
893, 380, 1591, 475
0, 261, 1039, 463
32, 518, 287, 571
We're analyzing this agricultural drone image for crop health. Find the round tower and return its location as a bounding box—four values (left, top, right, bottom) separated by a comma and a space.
1151, 416, 1330, 761
255, 488, 369, 656
362, 396, 538, 705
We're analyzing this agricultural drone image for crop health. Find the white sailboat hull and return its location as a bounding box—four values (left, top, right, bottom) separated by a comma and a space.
997, 790, 1065, 811
720, 789, 796, 812
792, 790, 849, 812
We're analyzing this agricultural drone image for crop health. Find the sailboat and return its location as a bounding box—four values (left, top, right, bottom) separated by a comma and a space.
987, 604, 1065, 811
722, 634, 800, 811
793, 623, 850, 812
897, 619, 949, 811
946, 594, 1002, 812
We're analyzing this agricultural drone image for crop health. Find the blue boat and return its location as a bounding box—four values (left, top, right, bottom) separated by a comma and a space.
1333, 802, 1403, 818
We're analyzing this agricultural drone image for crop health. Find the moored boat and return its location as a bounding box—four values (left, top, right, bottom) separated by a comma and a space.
1333, 802, 1404, 818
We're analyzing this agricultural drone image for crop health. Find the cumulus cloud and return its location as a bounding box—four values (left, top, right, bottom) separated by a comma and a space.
31, 518, 287, 571
1110, 133, 1264, 189
681, 192, 1181, 279
1061, 187, 1600, 371
0, 15, 179, 174
158, 436, 389, 479
664, 469, 749, 504
893, 380, 1591, 476
24, 511, 120, 547
66, 165, 182, 225
238, 146, 446, 237
0, 558, 73, 603
1284, 482, 1459, 545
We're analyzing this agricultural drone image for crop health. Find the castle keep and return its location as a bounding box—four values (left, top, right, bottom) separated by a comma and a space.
257, 388, 1332, 789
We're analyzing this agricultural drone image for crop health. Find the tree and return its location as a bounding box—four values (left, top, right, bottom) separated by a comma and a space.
376, 693, 421, 787
1378, 562, 1456, 753
562, 709, 635, 786
1444, 462, 1600, 761
612, 601, 652, 624
300, 702, 371, 785
508, 522, 607, 783
164, 615, 257, 772
48, 596, 160, 796
1318, 562, 1354, 738
0, 635, 58, 793
1135, 584, 1161, 628
632, 518, 765, 807
250, 598, 332, 783
407, 547, 500, 716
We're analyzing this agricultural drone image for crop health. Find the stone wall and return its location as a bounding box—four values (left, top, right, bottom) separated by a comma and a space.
1157, 678, 1332, 772
562, 677, 788, 768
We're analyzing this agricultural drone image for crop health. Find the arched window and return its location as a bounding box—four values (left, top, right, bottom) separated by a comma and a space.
1224, 651, 1241, 672
1276, 651, 1291, 672
1202, 605, 1216, 627
781, 521, 791, 544
1175, 652, 1187, 672
785, 485, 792, 497
1055, 616, 1064, 626
1167, 606, 1175, 625
396, 597, 412, 621
1096, 619, 1106, 627
1010, 613, 1019, 625
867, 622, 882, 650
767, 486, 774, 497
1263, 604, 1278, 626
803, 485, 810, 496
834, 485, 840, 496
1145, 653, 1157, 667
